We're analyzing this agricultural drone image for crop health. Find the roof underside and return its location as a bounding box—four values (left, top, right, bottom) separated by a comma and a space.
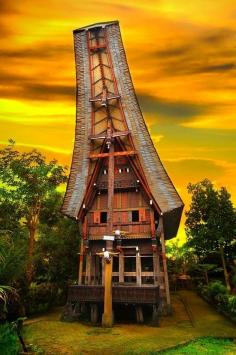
62, 21, 184, 238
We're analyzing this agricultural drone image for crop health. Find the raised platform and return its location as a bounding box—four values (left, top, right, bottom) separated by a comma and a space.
62, 285, 161, 324
67, 284, 160, 305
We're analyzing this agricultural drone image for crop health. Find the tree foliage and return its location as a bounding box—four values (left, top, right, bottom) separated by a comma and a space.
185, 179, 236, 289
34, 192, 80, 286
0, 141, 67, 282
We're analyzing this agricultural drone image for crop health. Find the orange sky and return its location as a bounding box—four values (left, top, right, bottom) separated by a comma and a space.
1, 1, 236, 241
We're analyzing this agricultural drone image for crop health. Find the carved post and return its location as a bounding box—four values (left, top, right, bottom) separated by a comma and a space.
102, 257, 113, 327
102, 127, 114, 327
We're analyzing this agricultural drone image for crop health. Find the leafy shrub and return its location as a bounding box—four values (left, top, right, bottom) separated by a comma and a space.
227, 295, 236, 316
25, 282, 58, 315
207, 281, 227, 299
0, 322, 20, 355
199, 280, 236, 321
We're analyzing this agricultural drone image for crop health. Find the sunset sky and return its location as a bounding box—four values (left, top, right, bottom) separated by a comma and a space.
1, 1, 236, 241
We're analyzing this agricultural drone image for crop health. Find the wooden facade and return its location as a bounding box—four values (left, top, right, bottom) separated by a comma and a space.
62, 21, 184, 325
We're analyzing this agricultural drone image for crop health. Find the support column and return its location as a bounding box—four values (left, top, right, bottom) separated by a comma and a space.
151, 209, 161, 286
91, 255, 95, 285
135, 305, 144, 323
102, 258, 105, 286
85, 254, 91, 285
95, 255, 100, 285
102, 129, 114, 327
91, 304, 99, 324
153, 250, 161, 286
78, 240, 84, 284
159, 217, 171, 307
119, 251, 124, 283
136, 251, 141, 286
102, 258, 113, 327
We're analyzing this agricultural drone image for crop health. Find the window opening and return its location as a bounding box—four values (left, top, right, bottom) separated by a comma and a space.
100, 211, 107, 223
132, 210, 139, 222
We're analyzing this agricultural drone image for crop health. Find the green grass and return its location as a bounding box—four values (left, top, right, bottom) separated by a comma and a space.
23, 291, 236, 354
158, 337, 236, 354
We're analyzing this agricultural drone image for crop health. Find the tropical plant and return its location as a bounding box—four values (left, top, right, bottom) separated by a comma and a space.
185, 179, 236, 290
0, 140, 67, 283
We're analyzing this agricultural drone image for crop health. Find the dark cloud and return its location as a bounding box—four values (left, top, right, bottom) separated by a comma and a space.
0, 2, 19, 38
0, 42, 74, 101
0, 43, 72, 60
148, 28, 236, 77
199, 62, 235, 73
137, 93, 209, 122
154, 45, 191, 58
202, 29, 236, 44
0, 82, 74, 101
23, 83, 74, 100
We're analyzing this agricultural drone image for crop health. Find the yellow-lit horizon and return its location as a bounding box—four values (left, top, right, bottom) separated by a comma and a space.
1, 1, 236, 242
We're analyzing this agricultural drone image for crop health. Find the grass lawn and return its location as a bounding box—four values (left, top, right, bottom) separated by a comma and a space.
159, 337, 236, 354
23, 291, 236, 354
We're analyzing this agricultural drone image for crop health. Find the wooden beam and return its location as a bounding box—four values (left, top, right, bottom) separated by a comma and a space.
95, 256, 100, 285
136, 252, 142, 286
91, 255, 95, 285
136, 305, 144, 323
89, 130, 130, 140
78, 240, 84, 285
159, 217, 171, 306
102, 133, 114, 327
153, 250, 161, 286
102, 258, 113, 327
91, 304, 99, 324
89, 150, 136, 159
119, 252, 124, 283
85, 254, 91, 285
102, 259, 105, 286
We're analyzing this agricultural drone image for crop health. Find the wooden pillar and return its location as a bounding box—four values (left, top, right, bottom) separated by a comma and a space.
85, 254, 91, 285
153, 250, 161, 286
102, 258, 113, 327
119, 251, 124, 283
152, 305, 160, 326
150, 209, 161, 286
102, 129, 114, 327
135, 305, 144, 323
91, 255, 95, 285
91, 304, 99, 324
136, 251, 141, 286
159, 217, 171, 306
95, 255, 100, 285
102, 258, 105, 286
78, 239, 84, 285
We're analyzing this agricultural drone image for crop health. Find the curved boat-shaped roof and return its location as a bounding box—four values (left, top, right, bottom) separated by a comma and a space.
62, 21, 184, 239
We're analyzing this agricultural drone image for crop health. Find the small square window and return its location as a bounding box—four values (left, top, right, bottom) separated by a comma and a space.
132, 210, 139, 222
100, 211, 107, 223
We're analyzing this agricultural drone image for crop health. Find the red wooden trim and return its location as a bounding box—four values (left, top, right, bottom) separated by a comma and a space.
90, 150, 136, 159
139, 208, 146, 222
89, 44, 106, 50
86, 31, 95, 136
93, 211, 100, 224
150, 209, 155, 238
